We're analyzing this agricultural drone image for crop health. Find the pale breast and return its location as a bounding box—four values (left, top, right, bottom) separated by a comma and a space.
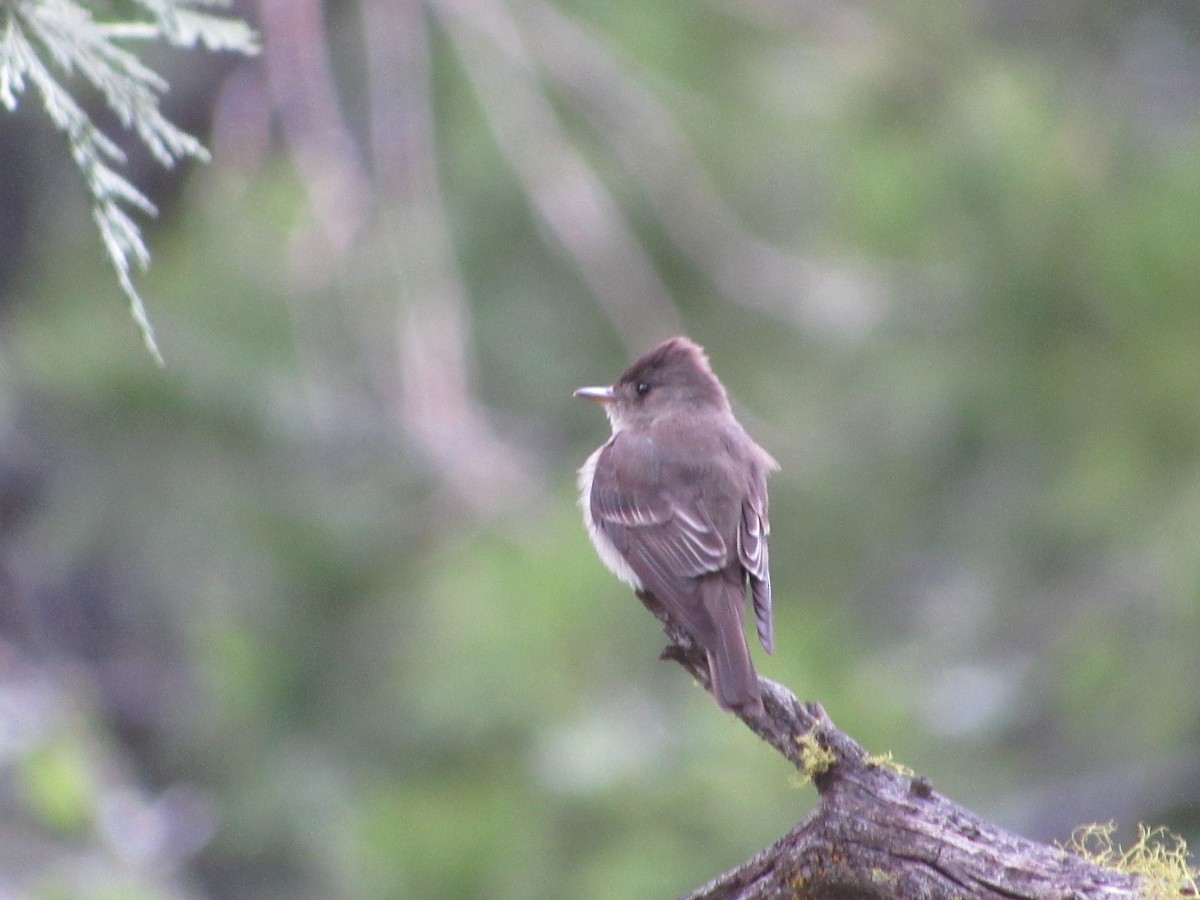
578, 443, 644, 591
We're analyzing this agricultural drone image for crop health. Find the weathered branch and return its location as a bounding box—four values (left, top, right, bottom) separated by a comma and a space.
637, 591, 1146, 899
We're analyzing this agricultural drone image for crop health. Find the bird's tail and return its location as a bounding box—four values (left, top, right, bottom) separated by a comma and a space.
701, 576, 764, 716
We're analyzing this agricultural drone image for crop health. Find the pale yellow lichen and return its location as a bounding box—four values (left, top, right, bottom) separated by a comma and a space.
1067, 822, 1198, 899
865, 750, 915, 778
794, 731, 837, 781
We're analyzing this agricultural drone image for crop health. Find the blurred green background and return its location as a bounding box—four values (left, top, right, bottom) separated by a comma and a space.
2, 0, 1200, 897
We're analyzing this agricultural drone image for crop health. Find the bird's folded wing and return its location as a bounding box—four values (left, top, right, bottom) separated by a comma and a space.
738, 479, 774, 653
589, 438, 728, 585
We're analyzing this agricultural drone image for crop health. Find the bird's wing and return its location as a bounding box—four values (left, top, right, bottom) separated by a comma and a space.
738, 473, 774, 654
589, 434, 729, 589
590, 431, 765, 713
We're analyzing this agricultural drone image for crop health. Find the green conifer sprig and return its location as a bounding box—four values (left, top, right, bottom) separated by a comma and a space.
0, 0, 259, 364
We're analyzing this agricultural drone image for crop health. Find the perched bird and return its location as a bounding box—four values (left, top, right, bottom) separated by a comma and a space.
575, 337, 778, 715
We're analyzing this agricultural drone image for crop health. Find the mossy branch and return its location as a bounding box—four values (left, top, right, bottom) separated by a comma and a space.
639, 589, 1196, 899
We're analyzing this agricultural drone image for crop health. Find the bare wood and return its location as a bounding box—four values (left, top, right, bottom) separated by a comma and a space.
639, 591, 1143, 899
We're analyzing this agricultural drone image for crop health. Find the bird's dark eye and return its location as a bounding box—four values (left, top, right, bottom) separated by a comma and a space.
635, 382, 651, 397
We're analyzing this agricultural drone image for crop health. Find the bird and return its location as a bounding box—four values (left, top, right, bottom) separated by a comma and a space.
575, 336, 778, 716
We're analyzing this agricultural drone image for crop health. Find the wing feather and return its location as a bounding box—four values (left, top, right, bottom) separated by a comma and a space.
589, 435, 729, 583
739, 476, 774, 654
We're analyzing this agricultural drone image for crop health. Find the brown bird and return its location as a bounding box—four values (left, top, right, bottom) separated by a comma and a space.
575, 337, 778, 715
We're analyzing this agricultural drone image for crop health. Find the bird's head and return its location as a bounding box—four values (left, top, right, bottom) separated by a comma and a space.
575, 336, 730, 432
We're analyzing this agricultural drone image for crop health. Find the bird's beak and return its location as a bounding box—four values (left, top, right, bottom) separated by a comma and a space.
574, 385, 615, 403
